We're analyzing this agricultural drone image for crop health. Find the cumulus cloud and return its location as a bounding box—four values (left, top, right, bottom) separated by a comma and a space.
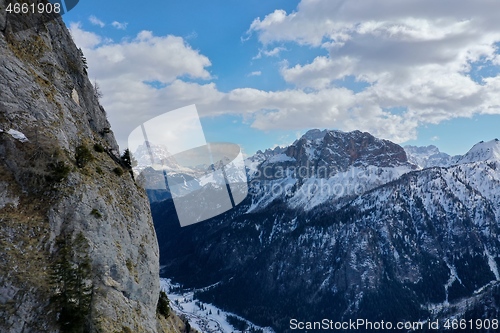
248, 1, 500, 47
246, 0, 500, 139
218, 87, 418, 143
69, 0, 500, 151
70, 25, 212, 83
281, 56, 355, 89
69, 22, 103, 49
69, 24, 216, 146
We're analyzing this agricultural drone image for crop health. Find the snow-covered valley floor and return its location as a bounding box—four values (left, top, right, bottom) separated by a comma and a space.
160, 278, 275, 333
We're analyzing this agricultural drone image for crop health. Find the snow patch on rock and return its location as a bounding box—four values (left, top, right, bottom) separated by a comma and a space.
6, 129, 29, 143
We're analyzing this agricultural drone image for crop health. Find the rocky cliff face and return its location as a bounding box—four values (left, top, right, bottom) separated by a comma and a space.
0, 4, 171, 332
246, 129, 415, 212
285, 129, 409, 173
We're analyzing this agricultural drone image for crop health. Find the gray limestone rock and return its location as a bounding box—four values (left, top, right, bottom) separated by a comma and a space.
0, 2, 168, 332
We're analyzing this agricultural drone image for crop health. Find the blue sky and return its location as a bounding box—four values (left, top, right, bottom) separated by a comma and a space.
63, 0, 500, 156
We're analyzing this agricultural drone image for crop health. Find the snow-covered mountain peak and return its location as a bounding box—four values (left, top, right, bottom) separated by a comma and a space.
132, 141, 197, 176
404, 145, 461, 169
458, 139, 500, 164
405, 145, 440, 156
285, 129, 411, 172
247, 129, 415, 212
133, 142, 174, 167
301, 128, 328, 141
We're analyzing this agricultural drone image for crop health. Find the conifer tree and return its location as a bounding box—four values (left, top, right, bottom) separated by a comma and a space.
120, 149, 137, 169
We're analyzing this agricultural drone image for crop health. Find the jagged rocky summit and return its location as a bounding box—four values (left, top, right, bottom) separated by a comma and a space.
0, 4, 180, 333
404, 144, 461, 169
246, 129, 416, 212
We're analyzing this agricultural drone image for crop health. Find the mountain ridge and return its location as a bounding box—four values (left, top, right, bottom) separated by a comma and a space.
152, 129, 500, 333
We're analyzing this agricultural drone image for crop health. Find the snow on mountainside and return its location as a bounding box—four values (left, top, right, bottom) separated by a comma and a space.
160, 279, 275, 333
132, 142, 200, 200
133, 142, 195, 174
405, 139, 500, 169
153, 134, 500, 333
286, 129, 409, 170
247, 129, 416, 212
404, 145, 461, 169
135, 141, 248, 202
245, 146, 285, 177
457, 139, 500, 164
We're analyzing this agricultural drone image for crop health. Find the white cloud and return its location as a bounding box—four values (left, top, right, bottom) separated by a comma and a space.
112, 21, 128, 30
89, 15, 105, 28
218, 87, 417, 143
248, 71, 262, 77
253, 46, 286, 59
245, 0, 500, 139
70, 25, 212, 83
63, 25, 433, 148
281, 56, 355, 89
69, 2, 500, 151
69, 22, 102, 49
68, 24, 217, 147
248, 1, 500, 46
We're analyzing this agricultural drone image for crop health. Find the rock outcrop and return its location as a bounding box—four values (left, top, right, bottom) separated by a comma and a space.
285, 129, 410, 173
245, 129, 415, 212
404, 144, 462, 169
0, 3, 174, 332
